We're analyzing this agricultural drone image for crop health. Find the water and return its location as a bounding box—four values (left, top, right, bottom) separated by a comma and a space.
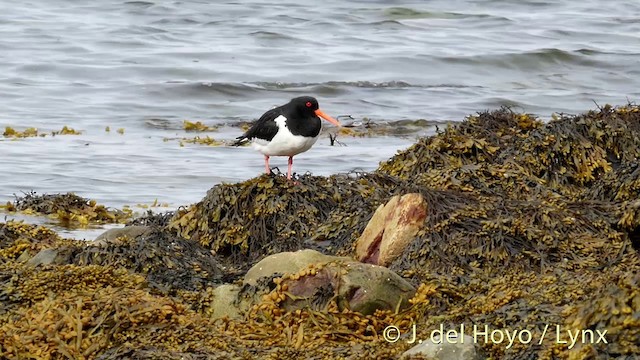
1, 0, 639, 236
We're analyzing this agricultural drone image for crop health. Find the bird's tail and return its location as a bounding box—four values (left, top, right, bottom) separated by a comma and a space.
232, 136, 249, 147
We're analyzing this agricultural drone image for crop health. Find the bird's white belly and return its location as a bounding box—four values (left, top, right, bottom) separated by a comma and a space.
251, 114, 320, 156
252, 133, 319, 156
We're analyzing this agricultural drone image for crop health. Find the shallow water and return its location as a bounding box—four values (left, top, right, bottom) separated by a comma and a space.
1, 0, 639, 237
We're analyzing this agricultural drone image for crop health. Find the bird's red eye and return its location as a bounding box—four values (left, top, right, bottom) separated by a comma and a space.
306, 101, 312, 107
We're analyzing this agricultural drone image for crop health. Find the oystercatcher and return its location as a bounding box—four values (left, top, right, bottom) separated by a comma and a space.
233, 96, 341, 180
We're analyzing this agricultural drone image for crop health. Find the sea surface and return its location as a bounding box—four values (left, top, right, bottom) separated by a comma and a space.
1, 0, 639, 237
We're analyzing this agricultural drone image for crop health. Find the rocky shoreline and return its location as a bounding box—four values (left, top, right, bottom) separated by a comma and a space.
1, 105, 639, 359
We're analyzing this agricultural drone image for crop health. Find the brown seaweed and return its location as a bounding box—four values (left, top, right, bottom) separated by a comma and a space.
2, 104, 640, 359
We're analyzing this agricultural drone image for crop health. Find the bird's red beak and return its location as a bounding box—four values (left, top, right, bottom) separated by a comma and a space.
315, 109, 341, 127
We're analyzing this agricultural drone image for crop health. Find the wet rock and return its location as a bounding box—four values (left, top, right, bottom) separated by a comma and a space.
246, 250, 415, 315
401, 334, 481, 360
92, 225, 151, 246
355, 193, 427, 266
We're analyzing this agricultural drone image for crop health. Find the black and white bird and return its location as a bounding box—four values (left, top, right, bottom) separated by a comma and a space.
233, 96, 341, 180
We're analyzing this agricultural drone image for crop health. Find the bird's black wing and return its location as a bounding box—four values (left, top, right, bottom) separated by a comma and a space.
232, 107, 282, 146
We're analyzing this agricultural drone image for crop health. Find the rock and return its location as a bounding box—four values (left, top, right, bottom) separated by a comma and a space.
208, 284, 246, 319
16, 249, 32, 263
92, 225, 151, 246
355, 193, 427, 266
402, 334, 482, 360
243, 249, 351, 286
281, 260, 416, 315
26, 248, 73, 267
26, 249, 59, 266
244, 250, 416, 315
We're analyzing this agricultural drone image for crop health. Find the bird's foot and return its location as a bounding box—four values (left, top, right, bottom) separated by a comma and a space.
286, 173, 299, 185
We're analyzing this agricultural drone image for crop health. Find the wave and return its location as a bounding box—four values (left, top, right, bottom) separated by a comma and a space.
124, 1, 155, 7
384, 7, 511, 22
248, 31, 299, 40
437, 48, 606, 68
167, 81, 481, 99
251, 81, 415, 89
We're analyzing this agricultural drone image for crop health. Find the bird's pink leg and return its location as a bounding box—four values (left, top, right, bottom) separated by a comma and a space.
264, 155, 271, 174
287, 156, 293, 180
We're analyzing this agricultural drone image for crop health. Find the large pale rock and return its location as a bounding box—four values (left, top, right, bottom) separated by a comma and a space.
244, 249, 416, 315
243, 249, 351, 286
355, 193, 427, 266
402, 334, 482, 360
281, 260, 416, 315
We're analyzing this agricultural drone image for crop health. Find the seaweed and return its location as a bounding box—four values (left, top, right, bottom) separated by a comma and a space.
126, 210, 175, 227
8, 191, 132, 227
0, 221, 78, 264
179, 135, 224, 146
168, 174, 343, 264
3, 125, 82, 138
2, 104, 640, 359
69, 226, 223, 292
183, 120, 218, 132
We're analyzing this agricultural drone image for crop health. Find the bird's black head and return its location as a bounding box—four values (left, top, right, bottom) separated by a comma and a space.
289, 96, 319, 115
286, 96, 341, 127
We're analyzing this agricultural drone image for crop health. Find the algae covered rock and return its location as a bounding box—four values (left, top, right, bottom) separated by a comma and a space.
378, 107, 542, 181
355, 193, 428, 266
7, 191, 132, 226
245, 250, 416, 315
1, 285, 191, 359
168, 175, 341, 263
166, 171, 410, 266
0, 263, 147, 312
279, 260, 415, 315
379, 104, 640, 196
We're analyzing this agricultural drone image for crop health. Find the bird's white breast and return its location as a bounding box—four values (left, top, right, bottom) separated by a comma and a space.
252, 115, 319, 156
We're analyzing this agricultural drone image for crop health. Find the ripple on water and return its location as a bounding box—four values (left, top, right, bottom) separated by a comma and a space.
435, 48, 610, 70
384, 7, 512, 22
